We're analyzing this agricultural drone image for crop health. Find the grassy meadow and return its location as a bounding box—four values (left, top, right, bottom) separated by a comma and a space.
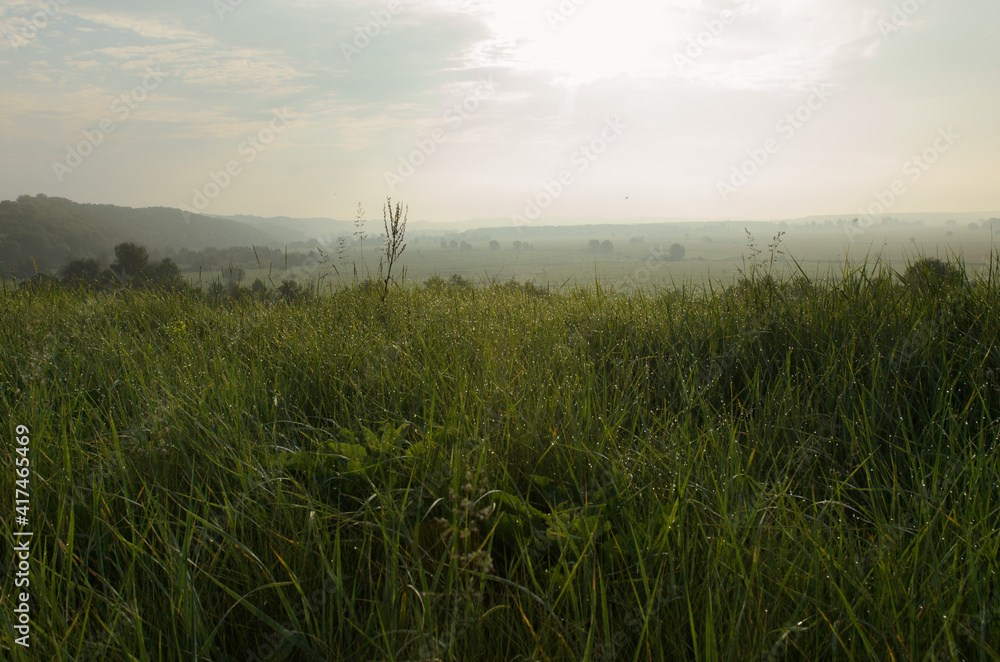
2, 250, 999, 660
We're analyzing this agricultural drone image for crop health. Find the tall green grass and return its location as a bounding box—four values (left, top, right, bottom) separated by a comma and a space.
1, 253, 999, 660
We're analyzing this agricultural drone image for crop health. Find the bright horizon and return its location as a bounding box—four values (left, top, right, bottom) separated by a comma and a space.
2, 0, 998, 224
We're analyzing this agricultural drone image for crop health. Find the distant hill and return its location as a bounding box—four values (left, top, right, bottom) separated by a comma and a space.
214, 214, 354, 243
4, 193, 997, 280
0, 194, 281, 275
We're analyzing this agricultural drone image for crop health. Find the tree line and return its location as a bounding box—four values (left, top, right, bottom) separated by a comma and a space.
0, 193, 277, 278
13, 241, 310, 304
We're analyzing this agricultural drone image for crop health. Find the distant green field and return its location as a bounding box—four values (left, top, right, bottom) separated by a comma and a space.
186, 222, 998, 291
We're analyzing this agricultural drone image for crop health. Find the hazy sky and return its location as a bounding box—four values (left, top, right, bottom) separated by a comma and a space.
1, 0, 998, 223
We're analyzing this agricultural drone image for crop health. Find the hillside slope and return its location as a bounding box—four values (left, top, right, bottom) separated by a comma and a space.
0, 194, 280, 274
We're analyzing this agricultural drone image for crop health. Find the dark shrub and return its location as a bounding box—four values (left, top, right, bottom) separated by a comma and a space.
60, 258, 102, 285
903, 257, 966, 294
278, 278, 306, 303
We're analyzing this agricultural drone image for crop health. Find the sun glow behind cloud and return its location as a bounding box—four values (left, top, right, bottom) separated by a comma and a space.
437, 0, 881, 89
462, 0, 678, 83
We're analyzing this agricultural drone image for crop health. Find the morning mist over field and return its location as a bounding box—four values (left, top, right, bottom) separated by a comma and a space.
2, 0, 999, 225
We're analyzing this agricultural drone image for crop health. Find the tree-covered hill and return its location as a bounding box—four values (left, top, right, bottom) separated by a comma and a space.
0, 194, 280, 276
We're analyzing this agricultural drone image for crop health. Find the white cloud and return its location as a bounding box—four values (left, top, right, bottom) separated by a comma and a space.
60, 9, 309, 94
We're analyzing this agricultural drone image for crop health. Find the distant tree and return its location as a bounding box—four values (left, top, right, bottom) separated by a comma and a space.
587, 239, 601, 252
513, 240, 522, 251
440, 240, 449, 249
60, 257, 102, 285
111, 242, 149, 280
669, 243, 686, 261
629, 236, 644, 244
147, 257, 185, 290
250, 278, 267, 300
10, 233, 55, 272
449, 240, 459, 250
600, 240, 614, 254
489, 240, 500, 251
968, 222, 982, 231
460, 241, 473, 251
448, 274, 473, 289
0, 239, 23, 266
154, 257, 182, 279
